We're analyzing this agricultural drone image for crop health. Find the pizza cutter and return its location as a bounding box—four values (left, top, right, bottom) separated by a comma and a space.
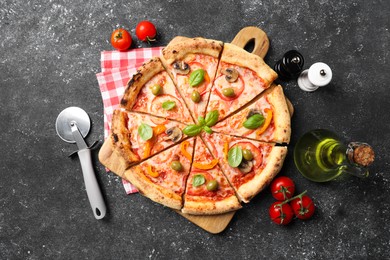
55, 106, 106, 219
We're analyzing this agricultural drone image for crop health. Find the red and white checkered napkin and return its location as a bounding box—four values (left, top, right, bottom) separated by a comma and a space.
96, 47, 165, 194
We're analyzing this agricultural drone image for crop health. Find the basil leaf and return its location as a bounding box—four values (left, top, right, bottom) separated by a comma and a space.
203, 125, 213, 134
162, 100, 176, 110
183, 124, 203, 137
198, 116, 206, 126
228, 146, 243, 167
189, 69, 205, 87
138, 123, 153, 141
243, 113, 265, 129
205, 110, 219, 127
193, 174, 205, 187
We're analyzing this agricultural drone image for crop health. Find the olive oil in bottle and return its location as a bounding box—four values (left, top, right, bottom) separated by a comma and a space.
294, 129, 375, 182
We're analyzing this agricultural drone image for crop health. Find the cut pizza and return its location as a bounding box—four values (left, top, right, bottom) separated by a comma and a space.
161, 37, 223, 123
124, 137, 195, 210
120, 57, 194, 124
182, 136, 242, 215
206, 43, 278, 121
100, 34, 293, 216
110, 109, 187, 168
201, 132, 287, 203
212, 84, 291, 144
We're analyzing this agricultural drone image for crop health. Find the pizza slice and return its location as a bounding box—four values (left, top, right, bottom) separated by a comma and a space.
206, 43, 278, 121
182, 136, 241, 215
110, 109, 187, 168
201, 132, 287, 203
124, 138, 195, 210
161, 36, 223, 123
212, 84, 291, 144
120, 57, 194, 124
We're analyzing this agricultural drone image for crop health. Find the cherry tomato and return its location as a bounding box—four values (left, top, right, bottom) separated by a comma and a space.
269, 201, 294, 225
136, 21, 157, 42
290, 195, 315, 220
111, 28, 132, 51
270, 176, 296, 201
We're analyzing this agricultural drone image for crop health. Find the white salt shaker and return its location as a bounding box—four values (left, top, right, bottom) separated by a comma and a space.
297, 62, 332, 92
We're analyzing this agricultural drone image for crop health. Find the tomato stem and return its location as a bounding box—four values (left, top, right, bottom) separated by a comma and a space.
146, 36, 156, 44
115, 31, 123, 40
298, 201, 312, 215
272, 204, 287, 224
275, 190, 307, 207
275, 185, 293, 200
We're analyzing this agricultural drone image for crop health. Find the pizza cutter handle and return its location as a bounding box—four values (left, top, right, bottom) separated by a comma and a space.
78, 148, 107, 219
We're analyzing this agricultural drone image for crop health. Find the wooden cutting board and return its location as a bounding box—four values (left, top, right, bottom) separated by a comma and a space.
98, 26, 293, 234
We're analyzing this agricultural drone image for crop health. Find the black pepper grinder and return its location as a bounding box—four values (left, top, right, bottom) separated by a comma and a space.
274, 50, 304, 80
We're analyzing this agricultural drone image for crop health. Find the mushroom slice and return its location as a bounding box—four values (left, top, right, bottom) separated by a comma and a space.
173, 61, 190, 75
221, 67, 239, 83
165, 127, 183, 143
238, 160, 253, 174
246, 109, 262, 119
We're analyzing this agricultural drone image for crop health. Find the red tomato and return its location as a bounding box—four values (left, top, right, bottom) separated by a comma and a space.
269, 201, 294, 225
232, 142, 263, 169
111, 28, 132, 51
270, 176, 296, 201
290, 195, 315, 220
188, 61, 208, 94
136, 21, 157, 42
213, 74, 245, 101
149, 94, 183, 125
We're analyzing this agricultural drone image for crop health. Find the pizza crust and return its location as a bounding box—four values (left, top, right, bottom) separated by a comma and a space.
120, 57, 165, 110
124, 166, 183, 210
161, 36, 223, 65
182, 195, 241, 215
237, 146, 287, 203
266, 85, 291, 143
220, 43, 278, 85
110, 109, 141, 168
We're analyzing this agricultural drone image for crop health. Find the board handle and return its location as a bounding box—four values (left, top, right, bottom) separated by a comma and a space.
231, 26, 270, 59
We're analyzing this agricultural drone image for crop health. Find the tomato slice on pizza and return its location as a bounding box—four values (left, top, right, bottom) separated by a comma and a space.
182, 137, 241, 215
120, 57, 194, 124
110, 109, 187, 167
124, 137, 195, 210
201, 132, 287, 203
161, 37, 223, 123
206, 43, 278, 121
212, 85, 291, 144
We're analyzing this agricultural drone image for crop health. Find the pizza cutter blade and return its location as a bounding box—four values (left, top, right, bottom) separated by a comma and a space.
55, 107, 106, 219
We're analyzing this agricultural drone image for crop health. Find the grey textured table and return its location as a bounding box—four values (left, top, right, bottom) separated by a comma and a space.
1, 0, 389, 259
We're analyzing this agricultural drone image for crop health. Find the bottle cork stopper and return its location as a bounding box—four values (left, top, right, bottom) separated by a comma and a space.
352, 143, 375, 167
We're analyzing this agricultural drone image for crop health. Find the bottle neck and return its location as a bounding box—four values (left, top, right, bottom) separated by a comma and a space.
316, 140, 374, 170
316, 138, 347, 169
